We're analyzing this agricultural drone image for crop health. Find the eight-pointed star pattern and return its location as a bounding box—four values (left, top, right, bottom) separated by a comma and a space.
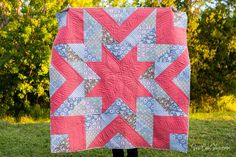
50, 7, 190, 153
86, 45, 153, 113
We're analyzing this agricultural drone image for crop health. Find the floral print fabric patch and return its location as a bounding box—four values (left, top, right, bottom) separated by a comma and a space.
50, 7, 190, 153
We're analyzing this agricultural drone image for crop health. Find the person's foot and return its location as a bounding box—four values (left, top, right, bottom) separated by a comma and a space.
127, 148, 138, 157
112, 149, 124, 157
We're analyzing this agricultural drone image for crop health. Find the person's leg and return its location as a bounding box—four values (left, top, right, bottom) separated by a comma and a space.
112, 149, 124, 157
127, 148, 138, 157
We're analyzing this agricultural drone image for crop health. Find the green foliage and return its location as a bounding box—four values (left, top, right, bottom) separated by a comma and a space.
0, 0, 235, 118
0, 0, 68, 118
191, 0, 236, 100
187, 0, 236, 112
217, 95, 236, 112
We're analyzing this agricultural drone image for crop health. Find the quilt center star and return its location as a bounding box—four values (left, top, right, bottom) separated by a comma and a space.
86, 45, 153, 113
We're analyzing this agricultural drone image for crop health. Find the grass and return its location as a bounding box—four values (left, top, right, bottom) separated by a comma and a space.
0, 112, 235, 157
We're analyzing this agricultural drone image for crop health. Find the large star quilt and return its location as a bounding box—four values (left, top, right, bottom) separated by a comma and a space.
50, 7, 190, 153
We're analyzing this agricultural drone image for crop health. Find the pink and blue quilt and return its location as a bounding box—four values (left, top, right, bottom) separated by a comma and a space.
50, 7, 190, 153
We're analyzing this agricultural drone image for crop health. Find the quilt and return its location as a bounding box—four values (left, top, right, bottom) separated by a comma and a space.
50, 7, 190, 153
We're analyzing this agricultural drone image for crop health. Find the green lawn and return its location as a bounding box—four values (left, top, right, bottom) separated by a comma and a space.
0, 112, 235, 157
